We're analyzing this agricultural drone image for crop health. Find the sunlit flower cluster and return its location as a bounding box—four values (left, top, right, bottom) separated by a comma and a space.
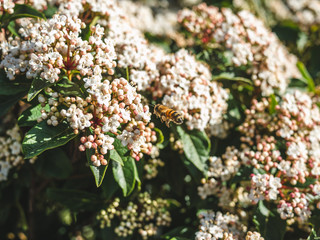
0, 14, 157, 165
149, 49, 230, 135
101, 4, 230, 136
239, 91, 320, 221
0, 125, 34, 181
199, 90, 320, 223
198, 148, 241, 200
178, 3, 301, 96
37, 76, 156, 165
118, 0, 177, 36
97, 192, 171, 239
0, 0, 14, 14
1, 15, 116, 82
30, 0, 118, 17
195, 210, 253, 240
266, 0, 320, 27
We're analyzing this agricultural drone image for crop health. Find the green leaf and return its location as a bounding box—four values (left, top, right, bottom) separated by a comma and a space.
46, 188, 101, 211
7, 21, 19, 37
265, 212, 286, 240
100, 167, 119, 200
134, 160, 141, 191
109, 137, 130, 166
253, 201, 269, 234
0, 70, 31, 93
22, 121, 77, 159
27, 77, 53, 101
86, 148, 108, 187
10, 4, 45, 21
18, 104, 50, 127
111, 137, 129, 156
53, 78, 85, 97
34, 148, 72, 179
269, 94, 278, 115
307, 228, 319, 240
253, 201, 286, 240
43, 5, 57, 18
213, 73, 253, 85
297, 61, 315, 92
175, 126, 210, 173
109, 149, 124, 166
81, 15, 100, 40
0, 91, 27, 117
112, 156, 136, 196
162, 226, 194, 239
230, 166, 252, 184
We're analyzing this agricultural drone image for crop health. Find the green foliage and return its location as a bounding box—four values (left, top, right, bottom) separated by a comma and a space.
297, 61, 315, 92
2, 1, 320, 239
0, 4, 45, 29
53, 77, 86, 97
18, 104, 50, 127
86, 148, 109, 187
27, 77, 54, 101
174, 126, 210, 174
112, 157, 138, 196
34, 148, 72, 179
253, 201, 287, 240
22, 121, 77, 159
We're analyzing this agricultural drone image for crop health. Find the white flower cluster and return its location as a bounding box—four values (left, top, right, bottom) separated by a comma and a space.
178, 3, 301, 96
0, 0, 14, 13
118, 0, 178, 36
265, 0, 320, 27
249, 173, 282, 203
0, 125, 34, 181
97, 192, 171, 239
0, 15, 116, 83
30, 0, 117, 17
1, 13, 156, 165
104, 6, 159, 72
195, 210, 248, 240
151, 49, 230, 135
198, 148, 241, 200
101, 3, 230, 135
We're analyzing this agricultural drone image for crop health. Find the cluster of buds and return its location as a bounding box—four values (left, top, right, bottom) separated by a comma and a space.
97, 192, 171, 239
198, 90, 320, 223
238, 91, 320, 221
118, 0, 178, 36
37, 77, 156, 165
1, 14, 158, 166
178, 3, 301, 96
249, 173, 282, 203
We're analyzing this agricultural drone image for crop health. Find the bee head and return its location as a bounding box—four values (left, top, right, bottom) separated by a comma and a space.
176, 115, 184, 124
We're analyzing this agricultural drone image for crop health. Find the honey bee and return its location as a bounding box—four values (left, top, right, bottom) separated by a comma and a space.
153, 104, 184, 127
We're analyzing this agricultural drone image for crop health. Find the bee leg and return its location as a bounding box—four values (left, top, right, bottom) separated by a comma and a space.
165, 120, 171, 128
